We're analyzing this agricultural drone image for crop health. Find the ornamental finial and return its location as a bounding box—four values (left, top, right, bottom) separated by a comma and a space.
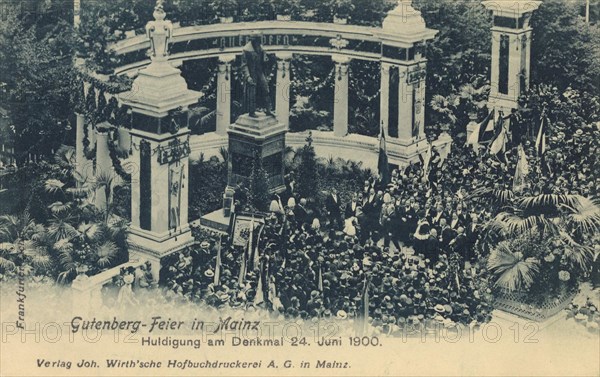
146, 0, 172, 62
153, 0, 166, 21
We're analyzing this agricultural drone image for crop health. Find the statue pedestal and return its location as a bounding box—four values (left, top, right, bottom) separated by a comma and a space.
224, 113, 287, 215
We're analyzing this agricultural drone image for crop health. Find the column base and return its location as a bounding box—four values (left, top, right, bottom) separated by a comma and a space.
386, 136, 430, 166
200, 208, 231, 233
127, 225, 195, 282
488, 94, 519, 114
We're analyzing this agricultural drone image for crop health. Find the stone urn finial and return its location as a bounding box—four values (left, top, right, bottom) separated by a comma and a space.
146, 0, 172, 62
153, 0, 166, 21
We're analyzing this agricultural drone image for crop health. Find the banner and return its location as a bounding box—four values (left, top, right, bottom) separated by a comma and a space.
168, 164, 184, 229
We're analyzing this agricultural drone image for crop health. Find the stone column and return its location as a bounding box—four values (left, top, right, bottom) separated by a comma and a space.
490, 33, 500, 100
507, 33, 521, 102
87, 123, 96, 150
333, 55, 350, 138
524, 32, 532, 92
275, 52, 293, 129
130, 135, 141, 229
380, 62, 391, 136
414, 67, 426, 139
397, 66, 413, 141
94, 127, 112, 210
118, 127, 131, 153
216, 55, 235, 136
75, 113, 86, 177
483, 1, 541, 112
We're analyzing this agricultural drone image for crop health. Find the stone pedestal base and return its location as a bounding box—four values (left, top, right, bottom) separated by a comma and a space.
386, 136, 430, 167
127, 225, 195, 282
200, 208, 230, 233
225, 113, 287, 215
488, 94, 518, 115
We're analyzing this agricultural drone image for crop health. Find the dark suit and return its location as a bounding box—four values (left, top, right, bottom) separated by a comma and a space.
295, 204, 309, 228
440, 226, 457, 248
326, 193, 341, 226
450, 233, 468, 257
345, 201, 359, 219
423, 236, 440, 262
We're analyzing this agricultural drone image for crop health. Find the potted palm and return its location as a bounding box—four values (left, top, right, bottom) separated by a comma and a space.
484, 192, 600, 320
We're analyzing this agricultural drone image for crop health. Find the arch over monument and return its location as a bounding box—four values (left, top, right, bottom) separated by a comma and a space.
104, 1, 440, 168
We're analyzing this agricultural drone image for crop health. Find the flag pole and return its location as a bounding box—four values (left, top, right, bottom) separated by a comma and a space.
214, 234, 222, 286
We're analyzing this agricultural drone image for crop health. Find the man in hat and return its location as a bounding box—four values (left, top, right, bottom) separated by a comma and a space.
241, 35, 274, 117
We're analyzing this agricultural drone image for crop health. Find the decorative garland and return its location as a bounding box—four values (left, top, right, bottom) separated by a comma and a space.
104, 97, 119, 124
114, 105, 131, 129
73, 80, 86, 114
108, 129, 131, 182
80, 73, 133, 95
166, 106, 186, 134
83, 83, 96, 153
96, 89, 108, 124
139, 140, 152, 230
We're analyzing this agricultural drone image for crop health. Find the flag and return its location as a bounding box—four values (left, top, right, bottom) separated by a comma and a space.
437, 140, 452, 167
421, 142, 433, 181
248, 216, 255, 268
238, 247, 247, 285
362, 277, 370, 334
467, 109, 495, 147
512, 144, 529, 192
536, 113, 547, 157
214, 235, 222, 286
480, 109, 499, 144
268, 275, 281, 309
252, 222, 264, 271
489, 113, 507, 156
254, 261, 264, 306
317, 264, 323, 291
378, 122, 389, 185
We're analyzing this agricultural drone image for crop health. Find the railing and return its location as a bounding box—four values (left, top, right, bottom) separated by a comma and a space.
190, 130, 453, 170
71, 259, 147, 314
493, 288, 577, 322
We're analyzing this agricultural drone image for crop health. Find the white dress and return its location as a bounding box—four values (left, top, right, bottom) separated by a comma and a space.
116, 274, 138, 307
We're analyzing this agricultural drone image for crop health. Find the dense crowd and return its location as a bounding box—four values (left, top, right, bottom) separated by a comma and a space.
157, 120, 599, 332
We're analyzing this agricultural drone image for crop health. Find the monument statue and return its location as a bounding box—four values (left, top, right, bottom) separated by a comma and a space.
241, 36, 274, 118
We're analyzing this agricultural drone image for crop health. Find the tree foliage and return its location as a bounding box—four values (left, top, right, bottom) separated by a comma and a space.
530, 0, 600, 94
0, 6, 77, 163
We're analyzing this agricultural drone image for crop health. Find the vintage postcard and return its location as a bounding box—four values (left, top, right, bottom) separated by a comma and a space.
1, 0, 599, 376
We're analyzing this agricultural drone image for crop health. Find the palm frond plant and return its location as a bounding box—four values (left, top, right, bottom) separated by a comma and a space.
92, 170, 124, 222
484, 191, 600, 300
96, 241, 118, 267
0, 243, 18, 273
487, 239, 540, 292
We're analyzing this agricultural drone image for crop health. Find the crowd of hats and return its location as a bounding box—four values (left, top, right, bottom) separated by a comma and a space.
162, 222, 494, 331
159, 117, 598, 331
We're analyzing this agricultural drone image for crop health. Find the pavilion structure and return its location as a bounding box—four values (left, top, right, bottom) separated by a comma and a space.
70, 0, 548, 276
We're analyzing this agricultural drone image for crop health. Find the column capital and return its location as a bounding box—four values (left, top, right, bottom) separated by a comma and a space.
218, 54, 236, 63
381, 61, 394, 74
218, 61, 230, 74
332, 54, 351, 65
275, 52, 293, 61
336, 63, 349, 80
276, 58, 291, 69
